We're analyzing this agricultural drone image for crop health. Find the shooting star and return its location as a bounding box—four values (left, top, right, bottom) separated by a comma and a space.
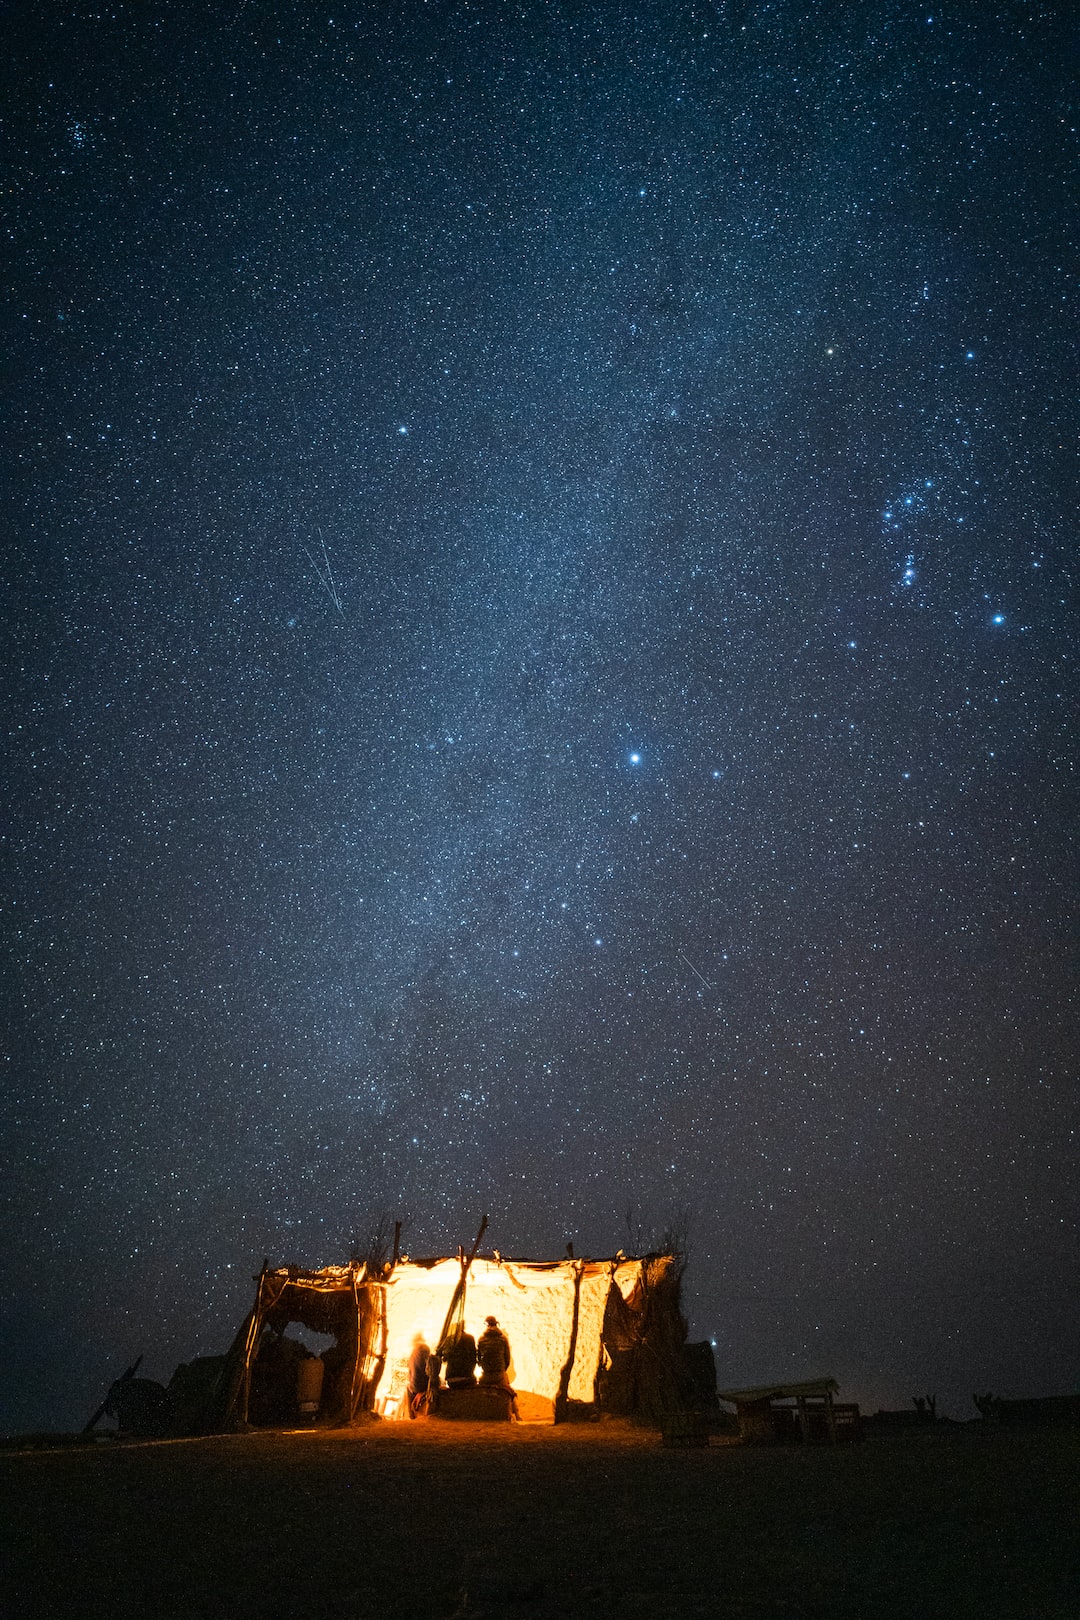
679, 951, 713, 990
305, 529, 344, 615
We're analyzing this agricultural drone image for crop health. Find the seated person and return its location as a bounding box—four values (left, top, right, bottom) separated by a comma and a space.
477, 1315, 512, 1387
477, 1315, 518, 1417
439, 1323, 478, 1389
407, 1333, 431, 1417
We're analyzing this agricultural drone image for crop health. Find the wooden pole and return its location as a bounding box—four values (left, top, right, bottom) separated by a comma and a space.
348, 1261, 370, 1420
434, 1215, 488, 1360
81, 1355, 143, 1434
238, 1262, 268, 1428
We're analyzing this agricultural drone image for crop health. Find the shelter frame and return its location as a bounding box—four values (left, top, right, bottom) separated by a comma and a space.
213, 1250, 686, 1431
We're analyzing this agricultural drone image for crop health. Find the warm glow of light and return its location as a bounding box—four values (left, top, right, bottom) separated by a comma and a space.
371, 1257, 648, 1421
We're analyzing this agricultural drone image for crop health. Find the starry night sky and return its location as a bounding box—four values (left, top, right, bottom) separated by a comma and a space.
4, 0, 1077, 1432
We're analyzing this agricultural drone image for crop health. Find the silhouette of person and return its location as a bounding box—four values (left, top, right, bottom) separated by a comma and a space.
440, 1323, 478, 1389
407, 1332, 431, 1417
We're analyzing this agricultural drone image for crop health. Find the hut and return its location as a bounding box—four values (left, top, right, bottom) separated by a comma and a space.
717, 1377, 862, 1443
204, 1249, 687, 1431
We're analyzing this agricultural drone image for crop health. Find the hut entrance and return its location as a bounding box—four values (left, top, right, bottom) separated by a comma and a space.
235, 1264, 375, 1429
247, 1319, 351, 1426
371, 1253, 686, 1425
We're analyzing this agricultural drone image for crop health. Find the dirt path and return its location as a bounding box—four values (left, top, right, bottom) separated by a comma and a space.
2, 1421, 1076, 1618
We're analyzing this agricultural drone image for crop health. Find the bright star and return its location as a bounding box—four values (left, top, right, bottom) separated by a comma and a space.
629, 751, 641, 765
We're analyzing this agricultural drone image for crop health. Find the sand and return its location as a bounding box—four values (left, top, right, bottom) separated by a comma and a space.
1, 1419, 1076, 1618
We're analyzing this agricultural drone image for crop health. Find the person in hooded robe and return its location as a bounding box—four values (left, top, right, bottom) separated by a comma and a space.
440, 1323, 478, 1389
477, 1315, 518, 1416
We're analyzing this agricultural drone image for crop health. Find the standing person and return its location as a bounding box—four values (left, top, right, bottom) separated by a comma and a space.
477, 1315, 518, 1415
406, 1332, 431, 1418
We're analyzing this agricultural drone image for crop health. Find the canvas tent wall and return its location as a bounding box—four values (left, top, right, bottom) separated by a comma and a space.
211, 1251, 685, 1430
379, 1255, 640, 1422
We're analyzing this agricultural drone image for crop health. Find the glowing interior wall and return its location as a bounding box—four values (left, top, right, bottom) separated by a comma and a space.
371, 1256, 651, 1420
566, 1266, 611, 1403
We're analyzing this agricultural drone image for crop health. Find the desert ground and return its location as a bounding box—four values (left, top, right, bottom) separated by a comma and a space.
1, 1419, 1077, 1619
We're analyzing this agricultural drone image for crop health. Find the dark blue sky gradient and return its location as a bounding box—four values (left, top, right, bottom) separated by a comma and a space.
3, 0, 1077, 1430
